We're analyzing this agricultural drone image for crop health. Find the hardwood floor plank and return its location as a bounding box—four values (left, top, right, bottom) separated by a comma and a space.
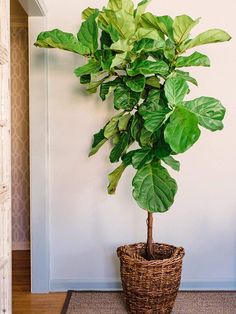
13, 250, 66, 314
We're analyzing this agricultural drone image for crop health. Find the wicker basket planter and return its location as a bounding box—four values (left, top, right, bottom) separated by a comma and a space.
117, 243, 185, 314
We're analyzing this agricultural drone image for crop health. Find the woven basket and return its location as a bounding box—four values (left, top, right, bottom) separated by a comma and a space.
117, 243, 185, 314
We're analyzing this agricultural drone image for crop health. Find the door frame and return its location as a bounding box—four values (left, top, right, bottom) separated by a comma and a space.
17, 0, 49, 293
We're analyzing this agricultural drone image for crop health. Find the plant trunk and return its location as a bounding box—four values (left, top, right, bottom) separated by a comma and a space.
146, 212, 155, 260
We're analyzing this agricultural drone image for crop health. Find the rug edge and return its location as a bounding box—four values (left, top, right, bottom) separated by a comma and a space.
61, 290, 73, 314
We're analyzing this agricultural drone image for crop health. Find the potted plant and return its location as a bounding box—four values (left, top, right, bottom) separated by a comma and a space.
35, 0, 231, 312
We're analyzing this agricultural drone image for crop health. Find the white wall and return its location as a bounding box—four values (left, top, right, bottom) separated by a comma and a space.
43, 0, 236, 291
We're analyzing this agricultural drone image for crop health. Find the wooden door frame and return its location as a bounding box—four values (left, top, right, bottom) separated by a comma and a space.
17, 0, 49, 293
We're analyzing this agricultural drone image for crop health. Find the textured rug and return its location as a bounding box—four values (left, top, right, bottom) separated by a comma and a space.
61, 291, 236, 314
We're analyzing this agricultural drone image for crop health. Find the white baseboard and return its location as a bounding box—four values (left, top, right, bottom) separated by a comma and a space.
49, 279, 236, 292
12, 241, 30, 250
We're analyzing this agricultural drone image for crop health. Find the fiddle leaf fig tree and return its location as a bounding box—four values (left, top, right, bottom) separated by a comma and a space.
35, 0, 231, 259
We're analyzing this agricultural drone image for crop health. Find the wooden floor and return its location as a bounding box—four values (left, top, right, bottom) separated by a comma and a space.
13, 250, 66, 314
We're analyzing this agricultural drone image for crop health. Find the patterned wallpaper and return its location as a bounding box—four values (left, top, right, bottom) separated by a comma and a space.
11, 23, 30, 249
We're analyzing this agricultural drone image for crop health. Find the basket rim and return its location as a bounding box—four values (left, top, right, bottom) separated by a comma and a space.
117, 242, 185, 266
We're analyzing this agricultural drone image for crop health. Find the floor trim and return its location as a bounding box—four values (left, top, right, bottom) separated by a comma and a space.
49, 279, 236, 292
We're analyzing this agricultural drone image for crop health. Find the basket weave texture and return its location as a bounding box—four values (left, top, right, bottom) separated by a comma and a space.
117, 243, 185, 314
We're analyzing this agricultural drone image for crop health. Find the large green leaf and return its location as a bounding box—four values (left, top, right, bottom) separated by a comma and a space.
134, 28, 163, 41
132, 162, 177, 213
140, 13, 173, 39
111, 52, 127, 67
102, 9, 135, 39
107, 0, 134, 14
176, 51, 210, 68
132, 148, 153, 169
161, 156, 180, 171
82, 7, 98, 20
114, 86, 140, 110
164, 106, 201, 153
169, 70, 198, 86
184, 29, 231, 50
124, 75, 146, 92
139, 91, 170, 133
134, 0, 151, 23
109, 132, 129, 162
127, 59, 169, 76
173, 15, 200, 45
35, 29, 90, 55
164, 77, 189, 107
184, 97, 226, 131
89, 128, 108, 156
107, 162, 127, 194
77, 12, 99, 53
133, 38, 165, 53
74, 59, 101, 77
141, 106, 169, 133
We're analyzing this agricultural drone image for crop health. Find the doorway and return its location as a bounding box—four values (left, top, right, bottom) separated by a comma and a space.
10, 0, 31, 304
11, 0, 30, 252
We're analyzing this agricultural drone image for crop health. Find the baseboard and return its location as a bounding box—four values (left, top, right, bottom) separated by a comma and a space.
12, 241, 30, 250
49, 279, 236, 292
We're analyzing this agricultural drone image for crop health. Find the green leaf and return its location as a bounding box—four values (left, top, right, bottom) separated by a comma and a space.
74, 59, 101, 77
80, 74, 91, 84
100, 78, 121, 100
164, 39, 176, 61
161, 156, 180, 171
122, 150, 137, 166
107, 0, 134, 14
114, 86, 140, 111
176, 51, 210, 67
156, 15, 174, 39
100, 31, 112, 48
124, 75, 146, 92
34, 29, 90, 55
110, 39, 129, 52
130, 113, 143, 141
77, 12, 99, 53
111, 52, 127, 67
134, 28, 164, 41
132, 148, 153, 169
146, 76, 160, 88
173, 15, 200, 45
139, 90, 170, 133
132, 162, 177, 213
164, 77, 189, 107
134, 0, 151, 23
139, 126, 153, 147
140, 105, 169, 133
118, 113, 131, 131
102, 9, 135, 39
104, 113, 123, 138
185, 29, 231, 50
89, 128, 108, 156
184, 97, 226, 131
82, 7, 98, 20
86, 79, 104, 94
141, 13, 173, 39
133, 38, 165, 53
170, 70, 198, 86
127, 59, 169, 77
107, 163, 127, 194
164, 106, 201, 153
110, 132, 129, 162
101, 49, 114, 71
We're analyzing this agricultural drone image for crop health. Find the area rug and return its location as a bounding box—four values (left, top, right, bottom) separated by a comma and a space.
61, 291, 236, 314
